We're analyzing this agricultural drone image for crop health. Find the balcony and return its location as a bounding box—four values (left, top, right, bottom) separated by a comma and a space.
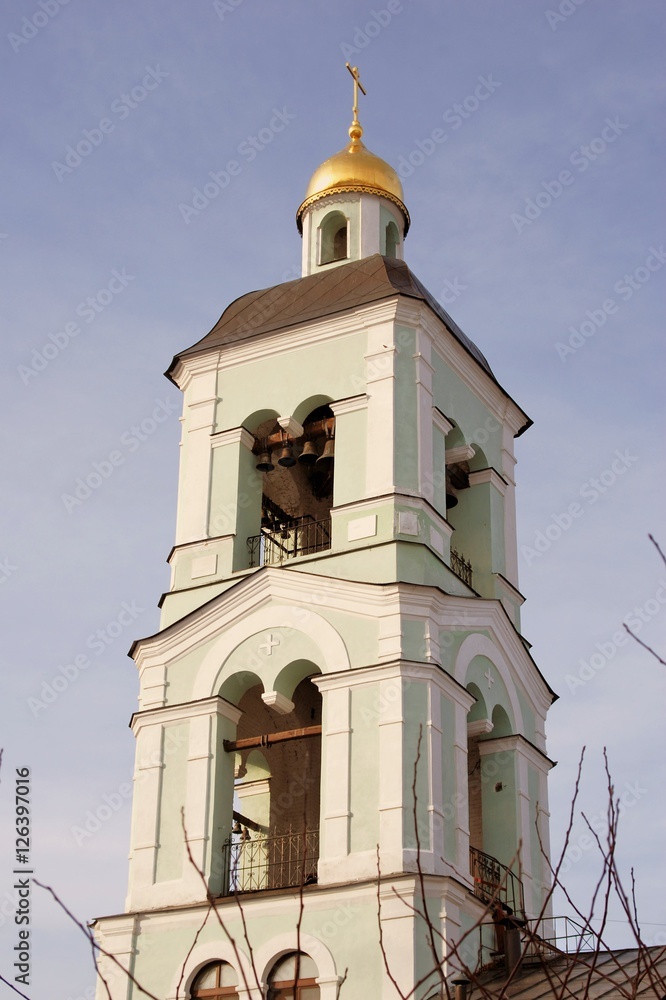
220, 827, 319, 895
451, 547, 473, 588
247, 517, 331, 568
469, 845, 524, 917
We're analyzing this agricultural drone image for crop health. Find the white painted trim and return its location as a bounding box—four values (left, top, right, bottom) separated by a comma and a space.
210, 426, 255, 450
261, 691, 295, 715
329, 394, 368, 415
131, 696, 242, 734
446, 445, 475, 464
468, 467, 508, 494
467, 718, 494, 737
477, 733, 556, 772
277, 415, 305, 438
192, 605, 351, 700
454, 633, 523, 733
432, 406, 454, 435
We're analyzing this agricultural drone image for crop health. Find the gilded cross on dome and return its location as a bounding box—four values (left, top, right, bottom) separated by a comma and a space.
345, 62, 367, 139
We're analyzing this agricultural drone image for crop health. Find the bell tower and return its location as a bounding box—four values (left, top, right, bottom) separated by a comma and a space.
93, 68, 556, 1000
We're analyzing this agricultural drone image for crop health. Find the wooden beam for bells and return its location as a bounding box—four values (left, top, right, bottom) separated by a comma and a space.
223, 725, 322, 753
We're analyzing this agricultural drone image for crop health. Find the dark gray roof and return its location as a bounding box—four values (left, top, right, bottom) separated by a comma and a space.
166, 255, 494, 381
474, 947, 666, 998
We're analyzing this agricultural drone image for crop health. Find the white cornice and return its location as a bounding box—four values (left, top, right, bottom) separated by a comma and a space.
130, 696, 242, 733
446, 445, 475, 464
418, 307, 529, 436
330, 394, 369, 415
211, 299, 401, 372
210, 427, 255, 450
477, 733, 556, 771
132, 572, 554, 720
468, 467, 508, 494
432, 407, 454, 435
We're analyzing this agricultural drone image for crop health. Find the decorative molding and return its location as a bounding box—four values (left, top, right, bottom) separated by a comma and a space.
130, 696, 242, 734
330, 394, 368, 416
445, 445, 475, 464
467, 719, 494, 737
347, 514, 377, 541
210, 426, 255, 450
261, 691, 295, 715
468, 467, 508, 494
277, 415, 304, 438
432, 407, 454, 436
477, 733, 556, 771
190, 554, 217, 580
398, 511, 419, 536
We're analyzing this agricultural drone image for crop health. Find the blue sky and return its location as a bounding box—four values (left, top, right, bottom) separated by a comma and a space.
1, 1, 664, 996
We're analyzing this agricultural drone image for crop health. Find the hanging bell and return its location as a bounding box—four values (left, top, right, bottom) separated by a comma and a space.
255, 451, 274, 473
298, 439, 319, 465
446, 488, 458, 509
277, 443, 296, 467
316, 438, 335, 466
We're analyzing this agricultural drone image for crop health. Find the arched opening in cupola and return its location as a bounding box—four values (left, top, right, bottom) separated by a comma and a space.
318, 210, 348, 265
384, 219, 399, 257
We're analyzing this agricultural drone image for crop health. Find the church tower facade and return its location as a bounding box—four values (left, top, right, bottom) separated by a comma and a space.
93, 69, 556, 999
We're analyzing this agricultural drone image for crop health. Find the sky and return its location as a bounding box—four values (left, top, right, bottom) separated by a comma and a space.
1, 1, 664, 996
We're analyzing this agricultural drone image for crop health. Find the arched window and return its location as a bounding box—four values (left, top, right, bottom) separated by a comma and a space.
319, 212, 348, 265
190, 961, 238, 997
385, 220, 399, 257
268, 952, 319, 999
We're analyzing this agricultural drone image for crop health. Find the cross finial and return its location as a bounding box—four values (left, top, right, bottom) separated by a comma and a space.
345, 62, 366, 140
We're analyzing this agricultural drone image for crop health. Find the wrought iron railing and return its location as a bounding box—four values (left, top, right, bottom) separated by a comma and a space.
451, 548, 473, 587
220, 828, 319, 895
247, 518, 331, 567
469, 845, 525, 917
474, 915, 596, 970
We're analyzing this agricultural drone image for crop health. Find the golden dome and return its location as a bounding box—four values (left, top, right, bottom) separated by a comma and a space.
296, 123, 410, 234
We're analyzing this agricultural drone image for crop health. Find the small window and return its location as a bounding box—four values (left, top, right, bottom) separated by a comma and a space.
268, 951, 319, 999
319, 212, 348, 265
385, 220, 399, 257
191, 961, 238, 998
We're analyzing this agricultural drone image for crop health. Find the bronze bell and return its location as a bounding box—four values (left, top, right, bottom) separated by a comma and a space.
316, 438, 335, 466
277, 443, 296, 467
298, 439, 319, 465
446, 488, 458, 509
255, 451, 274, 473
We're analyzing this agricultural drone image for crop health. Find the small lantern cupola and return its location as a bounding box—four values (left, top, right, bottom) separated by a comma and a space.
297, 64, 410, 276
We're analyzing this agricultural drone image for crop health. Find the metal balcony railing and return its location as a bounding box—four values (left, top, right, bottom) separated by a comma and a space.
451, 548, 473, 587
247, 517, 331, 567
469, 845, 525, 917
475, 915, 596, 971
220, 827, 319, 895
